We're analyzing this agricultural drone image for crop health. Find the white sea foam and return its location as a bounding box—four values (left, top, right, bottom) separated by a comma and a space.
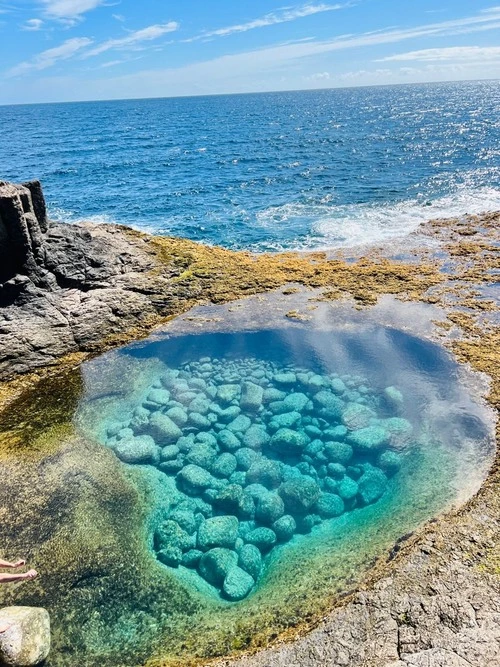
256, 186, 500, 250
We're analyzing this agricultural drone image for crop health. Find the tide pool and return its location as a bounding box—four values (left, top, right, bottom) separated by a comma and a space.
70, 305, 495, 664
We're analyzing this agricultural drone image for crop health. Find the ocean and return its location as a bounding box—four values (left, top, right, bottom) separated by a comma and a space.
1, 80, 499, 252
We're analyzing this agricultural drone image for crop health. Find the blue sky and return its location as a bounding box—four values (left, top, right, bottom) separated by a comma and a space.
1, 1, 500, 104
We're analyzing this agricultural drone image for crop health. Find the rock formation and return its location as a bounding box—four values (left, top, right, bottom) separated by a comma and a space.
0, 606, 50, 666
0, 180, 175, 380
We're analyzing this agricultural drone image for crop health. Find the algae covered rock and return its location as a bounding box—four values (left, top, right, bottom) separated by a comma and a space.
158, 545, 183, 567
177, 464, 214, 495
378, 449, 402, 475
240, 382, 264, 412
255, 492, 285, 525
279, 477, 321, 514
348, 426, 388, 451
242, 425, 270, 450
0, 606, 50, 667
337, 476, 359, 500
197, 515, 239, 549
357, 466, 388, 505
149, 412, 183, 443
217, 429, 241, 452
155, 519, 193, 552
245, 527, 277, 552
212, 452, 238, 478
199, 548, 238, 586
246, 459, 282, 489
238, 544, 262, 579
223, 565, 255, 601
324, 441, 353, 464
269, 428, 309, 456
272, 514, 296, 542
316, 493, 345, 518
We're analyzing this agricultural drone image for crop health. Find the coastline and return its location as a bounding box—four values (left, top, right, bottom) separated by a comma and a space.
0, 182, 498, 666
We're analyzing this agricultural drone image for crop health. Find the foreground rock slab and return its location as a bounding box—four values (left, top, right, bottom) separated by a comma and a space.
0, 607, 50, 666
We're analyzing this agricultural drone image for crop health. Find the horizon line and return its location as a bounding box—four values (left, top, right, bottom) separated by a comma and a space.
1, 76, 499, 108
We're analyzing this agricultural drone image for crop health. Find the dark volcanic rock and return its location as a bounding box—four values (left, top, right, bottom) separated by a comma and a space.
0, 179, 177, 380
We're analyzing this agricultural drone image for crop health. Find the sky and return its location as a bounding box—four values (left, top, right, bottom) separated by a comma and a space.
0, 1, 500, 104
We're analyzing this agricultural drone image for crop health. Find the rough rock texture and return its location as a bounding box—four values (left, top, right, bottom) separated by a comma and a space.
0, 606, 50, 666
0, 181, 179, 380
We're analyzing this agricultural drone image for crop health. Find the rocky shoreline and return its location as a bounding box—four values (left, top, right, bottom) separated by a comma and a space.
0, 181, 498, 667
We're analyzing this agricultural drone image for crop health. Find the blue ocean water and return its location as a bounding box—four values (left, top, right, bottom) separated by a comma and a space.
1, 80, 500, 251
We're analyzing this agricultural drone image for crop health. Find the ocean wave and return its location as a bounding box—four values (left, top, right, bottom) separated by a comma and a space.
255, 186, 500, 250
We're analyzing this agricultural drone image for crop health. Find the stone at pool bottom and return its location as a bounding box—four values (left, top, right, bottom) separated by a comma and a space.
100, 356, 410, 601
0, 607, 51, 666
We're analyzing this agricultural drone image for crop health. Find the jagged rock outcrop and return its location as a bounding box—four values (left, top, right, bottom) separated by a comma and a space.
0, 180, 177, 380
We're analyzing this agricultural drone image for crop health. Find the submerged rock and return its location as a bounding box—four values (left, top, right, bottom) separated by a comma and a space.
279, 477, 321, 514
199, 548, 238, 586
197, 515, 239, 550
113, 435, 159, 465
223, 565, 255, 601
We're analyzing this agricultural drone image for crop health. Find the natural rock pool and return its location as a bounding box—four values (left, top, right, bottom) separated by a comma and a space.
72, 297, 495, 658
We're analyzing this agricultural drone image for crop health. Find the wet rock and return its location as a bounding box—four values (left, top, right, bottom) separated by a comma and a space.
227, 415, 252, 433
199, 548, 238, 586
238, 544, 262, 580
169, 509, 197, 534
269, 411, 302, 430
269, 428, 309, 456
188, 412, 211, 429
272, 514, 296, 542
348, 426, 388, 451
273, 372, 296, 385
113, 435, 159, 465
245, 527, 277, 552
378, 450, 402, 475
234, 448, 260, 471
330, 378, 347, 395
0, 606, 50, 667
177, 464, 214, 495
385, 417, 413, 449
342, 404, 375, 430
212, 452, 238, 478
149, 412, 183, 443
327, 462, 346, 479
240, 382, 264, 412
146, 388, 171, 406
160, 445, 180, 462
188, 396, 211, 415
314, 391, 343, 417
213, 405, 241, 424
158, 546, 183, 567
223, 566, 255, 601
324, 441, 353, 464
242, 425, 270, 450
357, 466, 388, 505
186, 443, 217, 468
165, 406, 188, 426
283, 392, 309, 412
255, 492, 285, 525
316, 493, 345, 518
217, 384, 241, 404
181, 549, 203, 568
213, 485, 245, 514
337, 476, 359, 500
279, 477, 321, 514
198, 515, 239, 550
262, 388, 286, 404
246, 460, 282, 489
217, 429, 241, 452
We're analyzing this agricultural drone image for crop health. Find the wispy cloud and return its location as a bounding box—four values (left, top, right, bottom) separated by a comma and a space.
186, 3, 346, 42
84, 22, 179, 57
40, 0, 104, 21
22, 18, 44, 31
8, 36, 92, 76
379, 46, 500, 62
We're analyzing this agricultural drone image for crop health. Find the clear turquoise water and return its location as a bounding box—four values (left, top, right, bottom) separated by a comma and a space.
2, 81, 500, 251
75, 324, 494, 616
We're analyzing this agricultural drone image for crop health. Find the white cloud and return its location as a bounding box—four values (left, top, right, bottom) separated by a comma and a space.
22, 18, 44, 31
378, 46, 500, 63
8, 37, 92, 76
186, 3, 345, 42
85, 22, 180, 57
40, 0, 104, 20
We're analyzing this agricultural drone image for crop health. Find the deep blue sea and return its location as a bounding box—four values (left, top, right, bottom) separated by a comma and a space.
1, 80, 500, 251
